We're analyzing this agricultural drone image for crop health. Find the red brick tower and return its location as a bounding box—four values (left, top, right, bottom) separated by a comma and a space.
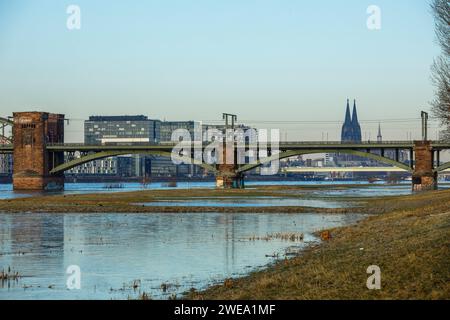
13, 112, 65, 190
412, 141, 437, 192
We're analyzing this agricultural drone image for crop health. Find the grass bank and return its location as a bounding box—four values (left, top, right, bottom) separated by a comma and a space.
187, 189, 450, 299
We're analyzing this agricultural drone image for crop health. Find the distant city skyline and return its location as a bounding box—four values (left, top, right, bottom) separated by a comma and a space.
0, 0, 443, 142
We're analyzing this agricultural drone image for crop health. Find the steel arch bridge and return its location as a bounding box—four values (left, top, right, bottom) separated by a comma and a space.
42, 141, 450, 176
1, 110, 450, 190
236, 148, 414, 173
49, 149, 219, 175
47, 145, 415, 176
0, 117, 13, 144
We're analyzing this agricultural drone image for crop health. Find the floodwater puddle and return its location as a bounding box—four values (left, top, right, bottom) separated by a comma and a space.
0, 212, 366, 299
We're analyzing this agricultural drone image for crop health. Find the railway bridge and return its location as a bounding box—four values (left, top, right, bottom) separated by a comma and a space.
1, 112, 449, 191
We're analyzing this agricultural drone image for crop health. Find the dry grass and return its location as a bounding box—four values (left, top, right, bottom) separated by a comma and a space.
187, 189, 450, 300
248, 232, 304, 242
0, 267, 21, 281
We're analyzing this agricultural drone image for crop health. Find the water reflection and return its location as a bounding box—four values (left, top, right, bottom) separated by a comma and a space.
0, 212, 365, 300
137, 197, 347, 208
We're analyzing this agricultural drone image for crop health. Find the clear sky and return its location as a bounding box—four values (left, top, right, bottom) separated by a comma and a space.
0, 0, 442, 142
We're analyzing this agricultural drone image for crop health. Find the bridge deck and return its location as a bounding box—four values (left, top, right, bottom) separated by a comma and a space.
284, 167, 409, 173
1, 141, 449, 153
285, 167, 450, 173
0, 145, 13, 153
43, 141, 425, 152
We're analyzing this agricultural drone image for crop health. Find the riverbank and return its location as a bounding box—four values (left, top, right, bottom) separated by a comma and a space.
186, 189, 450, 299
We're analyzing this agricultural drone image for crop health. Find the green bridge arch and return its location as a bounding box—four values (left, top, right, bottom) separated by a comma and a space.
50, 150, 219, 175
435, 161, 450, 173
236, 149, 413, 173
50, 148, 414, 176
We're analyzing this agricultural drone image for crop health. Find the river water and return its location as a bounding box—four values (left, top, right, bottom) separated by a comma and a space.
0, 212, 365, 300
0, 181, 447, 300
2, 180, 446, 200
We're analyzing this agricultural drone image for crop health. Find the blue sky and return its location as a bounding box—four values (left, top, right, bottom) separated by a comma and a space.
0, 0, 442, 141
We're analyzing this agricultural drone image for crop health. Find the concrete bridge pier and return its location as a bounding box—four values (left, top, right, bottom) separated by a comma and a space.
12, 112, 65, 191
412, 141, 437, 192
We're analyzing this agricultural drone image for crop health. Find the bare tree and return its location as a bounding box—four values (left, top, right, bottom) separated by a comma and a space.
430, 0, 450, 140
431, 0, 450, 56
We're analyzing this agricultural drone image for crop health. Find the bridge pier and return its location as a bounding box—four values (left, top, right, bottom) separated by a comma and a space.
12, 112, 65, 191
412, 141, 437, 192
215, 138, 245, 189
216, 172, 244, 189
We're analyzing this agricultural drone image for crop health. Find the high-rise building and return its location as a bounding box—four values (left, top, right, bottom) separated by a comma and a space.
324, 153, 335, 166
0, 154, 12, 174
85, 115, 160, 145
69, 115, 161, 176
160, 121, 201, 142
155, 121, 257, 177
153, 120, 203, 177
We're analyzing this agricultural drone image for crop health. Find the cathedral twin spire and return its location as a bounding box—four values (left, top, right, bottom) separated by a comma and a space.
341, 99, 362, 142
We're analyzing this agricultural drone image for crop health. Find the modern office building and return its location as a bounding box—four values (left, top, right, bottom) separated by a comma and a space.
68, 116, 259, 178
0, 154, 12, 174
72, 157, 117, 175
0, 134, 13, 175
69, 115, 161, 176
160, 121, 201, 142
85, 115, 161, 145
155, 121, 257, 177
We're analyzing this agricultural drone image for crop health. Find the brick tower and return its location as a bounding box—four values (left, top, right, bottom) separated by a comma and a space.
13, 112, 65, 190
412, 141, 437, 192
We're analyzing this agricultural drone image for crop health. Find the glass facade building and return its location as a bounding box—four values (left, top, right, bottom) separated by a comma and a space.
85, 115, 161, 145
69, 116, 161, 176
68, 116, 255, 178
160, 121, 201, 142
0, 154, 13, 174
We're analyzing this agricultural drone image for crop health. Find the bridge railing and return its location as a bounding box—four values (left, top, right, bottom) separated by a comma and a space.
45, 140, 418, 147
278, 140, 415, 145
46, 142, 178, 147
36, 140, 450, 150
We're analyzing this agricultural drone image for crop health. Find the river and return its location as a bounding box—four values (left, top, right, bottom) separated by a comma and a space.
0, 181, 448, 300
2, 180, 446, 200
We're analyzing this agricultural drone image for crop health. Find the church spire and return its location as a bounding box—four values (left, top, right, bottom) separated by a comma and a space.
351, 99, 362, 142
377, 123, 382, 142
351, 99, 359, 124
344, 99, 351, 124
